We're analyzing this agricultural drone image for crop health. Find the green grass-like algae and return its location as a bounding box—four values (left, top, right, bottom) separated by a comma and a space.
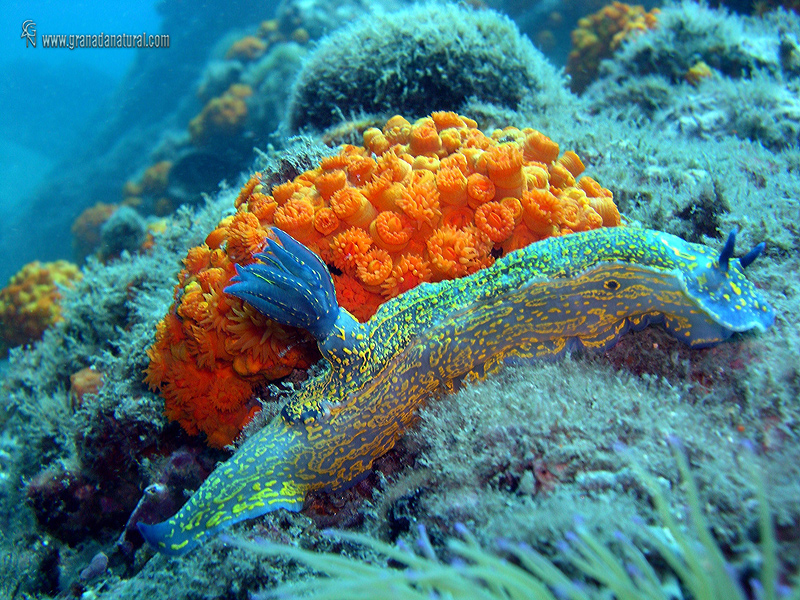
232, 445, 799, 600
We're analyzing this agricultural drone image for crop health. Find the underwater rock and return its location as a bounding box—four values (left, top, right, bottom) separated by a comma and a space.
585, 1, 800, 149
99, 205, 148, 260
26, 467, 132, 546
166, 149, 241, 206
119, 448, 213, 554
286, 2, 572, 132
275, 0, 377, 40
79, 551, 108, 581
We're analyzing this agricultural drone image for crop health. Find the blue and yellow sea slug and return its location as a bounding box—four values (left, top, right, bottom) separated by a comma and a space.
139, 226, 774, 554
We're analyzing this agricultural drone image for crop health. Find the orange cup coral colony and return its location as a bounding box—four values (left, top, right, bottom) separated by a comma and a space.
0, 260, 82, 353
567, 1, 660, 93
146, 112, 621, 447
189, 84, 253, 145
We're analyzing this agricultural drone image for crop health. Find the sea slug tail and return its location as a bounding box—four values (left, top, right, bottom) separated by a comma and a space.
137, 419, 308, 555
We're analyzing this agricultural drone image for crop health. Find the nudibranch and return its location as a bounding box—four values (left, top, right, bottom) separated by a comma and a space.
139, 227, 774, 554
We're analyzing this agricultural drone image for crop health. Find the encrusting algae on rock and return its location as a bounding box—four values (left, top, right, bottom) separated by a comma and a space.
145, 112, 620, 448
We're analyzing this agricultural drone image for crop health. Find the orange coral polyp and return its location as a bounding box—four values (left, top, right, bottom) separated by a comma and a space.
272, 181, 297, 205
475, 201, 515, 243
412, 155, 440, 172
441, 152, 470, 176
314, 207, 340, 235
436, 165, 468, 206
377, 149, 412, 183
431, 111, 467, 130
439, 128, 463, 154
441, 205, 474, 229
558, 151, 585, 178
485, 143, 524, 190
331, 274, 383, 322
224, 304, 269, 351
248, 193, 278, 223
356, 248, 393, 287
236, 173, 262, 208
331, 227, 373, 274
461, 128, 493, 151
331, 187, 377, 228
184, 245, 212, 274
177, 285, 208, 324
370, 210, 412, 252
381, 254, 432, 298
578, 176, 611, 199
500, 196, 524, 224
560, 199, 584, 231
320, 153, 353, 171
232, 352, 266, 377
466, 173, 496, 208
205, 368, 254, 415
557, 190, 604, 233
209, 248, 228, 268
587, 196, 621, 227
205, 227, 227, 250
273, 197, 316, 241
583, 207, 604, 231
199, 290, 231, 332
524, 131, 560, 164
228, 210, 263, 234
383, 115, 412, 145
521, 188, 561, 235
363, 127, 391, 155
196, 267, 227, 294
191, 326, 229, 370
409, 118, 443, 156
549, 163, 576, 190
398, 171, 441, 227
363, 172, 399, 212
426, 225, 477, 279
346, 156, 377, 186
226, 212, 268, 263
523, 164, 550, 190
504, 223, 539, 251
315, 169, 347, 200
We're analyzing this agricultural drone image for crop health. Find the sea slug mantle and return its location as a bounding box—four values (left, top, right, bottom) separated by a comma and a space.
139, 226, 774, 554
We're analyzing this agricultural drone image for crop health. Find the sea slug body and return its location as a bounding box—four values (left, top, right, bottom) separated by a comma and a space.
139, 227, 774, 554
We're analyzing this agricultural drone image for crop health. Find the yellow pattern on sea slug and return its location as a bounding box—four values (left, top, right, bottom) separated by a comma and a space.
139, 227, 774, 554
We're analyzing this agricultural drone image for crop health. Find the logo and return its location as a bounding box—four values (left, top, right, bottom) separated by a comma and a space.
21, 20, 36, 48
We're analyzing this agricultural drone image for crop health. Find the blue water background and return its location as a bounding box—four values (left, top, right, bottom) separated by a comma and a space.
0, 0, 159, 282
